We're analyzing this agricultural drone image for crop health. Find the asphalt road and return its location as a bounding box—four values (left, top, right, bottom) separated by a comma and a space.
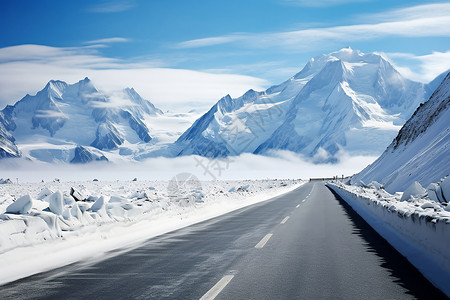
0, 182, 446, 299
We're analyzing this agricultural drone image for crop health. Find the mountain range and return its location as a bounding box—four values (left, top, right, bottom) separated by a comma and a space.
176, 47, 442, 161
0, 77, 163, 163
0, 48, 446, 164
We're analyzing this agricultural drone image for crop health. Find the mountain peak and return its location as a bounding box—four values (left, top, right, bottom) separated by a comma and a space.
76, 77, 95, 88
45, 80, 67, 90
330, 47, 371, 63
43, 80, 68, 99
124, 87, 138, 96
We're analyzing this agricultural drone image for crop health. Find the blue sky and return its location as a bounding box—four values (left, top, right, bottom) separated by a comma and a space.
0, 0, 449, 109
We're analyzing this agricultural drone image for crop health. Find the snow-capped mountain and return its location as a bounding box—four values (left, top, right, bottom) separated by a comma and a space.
352, 72, 450, 193
177, 48, 435, 161
0, 78, 163, 162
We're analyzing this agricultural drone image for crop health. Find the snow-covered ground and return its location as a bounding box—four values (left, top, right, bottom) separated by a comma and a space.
327, 179, 450, 296
0, 178, 303, 285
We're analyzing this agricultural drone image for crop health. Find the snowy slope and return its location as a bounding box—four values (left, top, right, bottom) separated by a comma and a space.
0, 112, 20, 158
353, 72, 450, 193
177, 48, 430, 161
176, 88, 295, 157
0, 78, 164, 162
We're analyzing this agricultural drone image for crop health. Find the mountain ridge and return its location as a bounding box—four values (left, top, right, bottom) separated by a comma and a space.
0, 77, 163, 163
352, 71, 450, 192
176, 47, 437, 161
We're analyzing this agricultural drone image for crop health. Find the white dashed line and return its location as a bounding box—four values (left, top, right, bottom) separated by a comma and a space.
302, 200, 306, 203
255, 233, 273, 249
200, 275, 234, 300
296, 204, 300, 208
280, 216, 290, 224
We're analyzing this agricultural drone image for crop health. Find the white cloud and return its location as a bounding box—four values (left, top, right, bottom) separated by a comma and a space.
84, 37, 131, 45
34, 110, 68, 119
359, 3, 450, 23
384, 51, 450, 82
176, 3, 450, 50
177, 35, 245, 49
0, 45, 269, 110
283, 0, 369, 7
87, 1, 136, 13
0, 151, 376, 182
0, 45, 121, 67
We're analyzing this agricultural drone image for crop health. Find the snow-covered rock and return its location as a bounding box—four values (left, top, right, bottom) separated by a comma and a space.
353, 72, 450, 192
48, 191, 64, 215
177, 48, 435, 161
0, 178, 13, 184
6, 195, 33, 214
440, 176, 450, 203
368, 181, 383, 190
427, 183, 442, 203
400, 181, 426, 202
90, 195, 107, 213
70, 145, 108, 164
70, 187, 86, 202
37, 187, 54, 200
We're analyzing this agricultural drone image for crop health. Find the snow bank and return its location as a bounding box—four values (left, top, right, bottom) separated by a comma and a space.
0, 178, 303, 285
327, 181, 450, 296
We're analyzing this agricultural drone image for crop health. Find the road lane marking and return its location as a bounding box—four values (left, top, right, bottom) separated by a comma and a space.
302, 200, 306, 203
255, 233, 273, 249
296, 204, 300, 208
200, 275, 234, 300
280, 216, 290, 224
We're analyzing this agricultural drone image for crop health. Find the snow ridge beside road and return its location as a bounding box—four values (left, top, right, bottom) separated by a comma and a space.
327, 181, 450, 296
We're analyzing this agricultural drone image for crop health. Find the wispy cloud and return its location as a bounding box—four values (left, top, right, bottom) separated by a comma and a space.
384, 51, 450, 83
84, 37, 131, 45
177, 35, 245, 49
0, 44, 268, 109
176, 3, 450, 50
357, 3, 450, 23
0, 44, 160, 69
34, 110, 68, 119
87, 1, 136, 13
283, 0, 369, 7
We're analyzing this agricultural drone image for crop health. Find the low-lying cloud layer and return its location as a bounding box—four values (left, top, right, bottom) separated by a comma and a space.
0, 151, 377, 183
